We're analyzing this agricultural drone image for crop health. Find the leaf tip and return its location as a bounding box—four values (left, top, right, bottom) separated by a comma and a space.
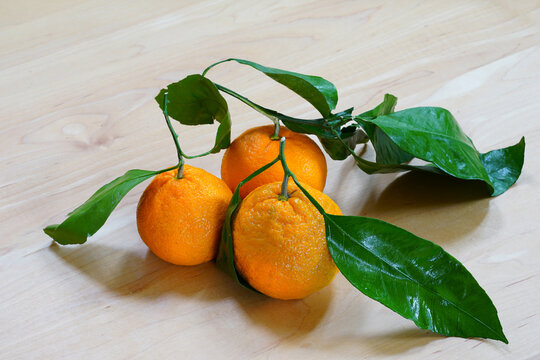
43, 224, 69, 245
492, 330, 509, 344
518, 136, 526, 148
43, 224, 58, 237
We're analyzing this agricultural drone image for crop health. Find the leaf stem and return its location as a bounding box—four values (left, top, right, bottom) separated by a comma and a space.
214, 83, 349, 129
271, 120, 280, 140
183, 150, 213, 159
163, 93, 185, 179
201, 58, 234, 77
214, 83, 279, 123
276, 136, 327, 213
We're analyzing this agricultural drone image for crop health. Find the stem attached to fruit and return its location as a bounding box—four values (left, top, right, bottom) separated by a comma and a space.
278, 172, 289, 201
271, 120, 281, 140
163, 93, 185, 179
278, 137, 291, 201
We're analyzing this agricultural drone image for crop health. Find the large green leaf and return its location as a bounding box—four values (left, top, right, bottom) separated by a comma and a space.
205, 58, 338, 117
292, 178, 507, 342
326, 215, 508, 342
156, 75, 231, 152
44, 168, 172, 245
358, 94, 414, 164
358, 107, 525, 195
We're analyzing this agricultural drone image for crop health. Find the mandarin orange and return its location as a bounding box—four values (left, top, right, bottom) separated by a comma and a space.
137, 165, 232, 265
233, 181, 341, 300
221, 125, 327, 198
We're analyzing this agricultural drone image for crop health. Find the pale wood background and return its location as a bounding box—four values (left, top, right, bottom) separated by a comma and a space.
1, 1, 539, 359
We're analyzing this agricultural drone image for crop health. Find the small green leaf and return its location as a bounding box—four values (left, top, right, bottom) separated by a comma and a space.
216, 158, 280, 292
156, 74, 231, 152
358, 107, 525, 195
358, 94, 413, 165
44, 168, 173, 245
211, 109, 231, 153
291, 178, 507, 343
480, 137, 525, 196
215, 184, 255, 290
205, 58, 338, 117
277, 108, 365, 161
319, 125, 369, 160
156, 74, 226, 125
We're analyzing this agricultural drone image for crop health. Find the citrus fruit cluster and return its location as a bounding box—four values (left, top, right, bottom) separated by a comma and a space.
136, 125, 340, 299
43, 59, 518, 341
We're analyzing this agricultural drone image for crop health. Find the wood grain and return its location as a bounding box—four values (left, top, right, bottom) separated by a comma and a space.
1, 1, 539, 359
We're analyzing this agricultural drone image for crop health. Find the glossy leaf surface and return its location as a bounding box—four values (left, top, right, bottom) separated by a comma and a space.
325, 214, 508, 342
359, 107, 525, 195
292, 178, 507, 342
480, 137, 525, 196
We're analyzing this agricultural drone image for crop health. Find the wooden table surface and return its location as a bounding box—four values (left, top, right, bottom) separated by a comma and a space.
1, 1, 539, 359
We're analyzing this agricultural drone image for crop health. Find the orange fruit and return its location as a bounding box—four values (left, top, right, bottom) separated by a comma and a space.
233, 181, 342, 300
221, 125, 327, 198
136, 165, 232, 265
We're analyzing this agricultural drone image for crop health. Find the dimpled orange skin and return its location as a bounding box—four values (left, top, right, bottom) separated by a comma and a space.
221, 125, 327, 198
136, 165, 232, 266
233, 181, 342, 300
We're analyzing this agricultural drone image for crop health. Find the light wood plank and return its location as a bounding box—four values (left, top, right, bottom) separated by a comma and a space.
1, 1, 539, 358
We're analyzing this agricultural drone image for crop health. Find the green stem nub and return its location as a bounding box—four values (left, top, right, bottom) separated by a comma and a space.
270, 120, 281, 140
278, 173, 290, 201
176, 161, 185, 179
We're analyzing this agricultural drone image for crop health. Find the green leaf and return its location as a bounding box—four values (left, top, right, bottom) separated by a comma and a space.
291, 178, 507, 342
480, 137, 525, 196
358, 94, 414, 164
215, 183, 256, 291
216, 158, 280, 292
319, 125, 369, 160
359, 93, 398, 119
205, 58, 338, 117
44, 168, 173, 245
358, 107, 525, 195
280, 115, 369, 161
156, 74, 231, 152
326, 215, 508, 342
211, 110, 231, 153
275, 107, 367, 161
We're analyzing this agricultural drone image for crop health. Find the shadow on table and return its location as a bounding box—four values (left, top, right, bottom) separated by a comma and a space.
363, 327, 446, 355
50, 242, 332, 338
319, 327, 445, 355
48, 167, 490, 351
357, 171, 491, 244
